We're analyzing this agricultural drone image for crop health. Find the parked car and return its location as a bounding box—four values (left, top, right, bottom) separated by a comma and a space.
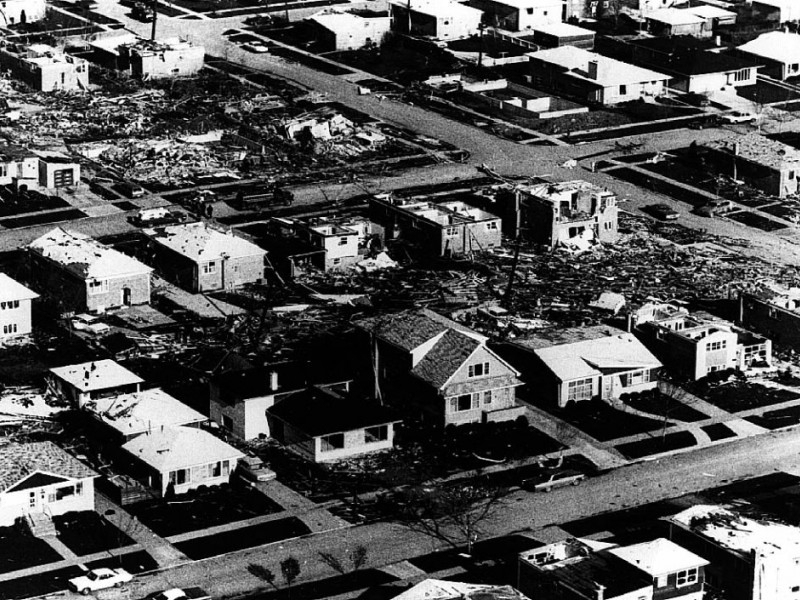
117, 181, 146, 198
152, 588, 211, 600
71, 313, 106, 333
719, 111, 758, 124
521, 469, 587, 493
695, 199, 732, 217
647, 204, 680, 220
69, 568, 133, 594
131, 207, 189, 227
238, 456, 276, 482
242, 41, 270, 54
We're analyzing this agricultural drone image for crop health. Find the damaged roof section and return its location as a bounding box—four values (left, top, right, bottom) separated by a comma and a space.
28, 227, 152, 280
145, 222, 266, 264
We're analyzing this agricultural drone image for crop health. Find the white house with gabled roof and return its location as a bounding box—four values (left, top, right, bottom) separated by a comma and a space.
0, 273, 38, 340
122, 426, 244, 496
736, 31, 800, 81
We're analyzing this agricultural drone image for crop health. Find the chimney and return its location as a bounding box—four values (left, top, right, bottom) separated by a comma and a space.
595, 583, 606, 600
733, 141, 740, 156
587, 60, 599, 80
269, 370, 279, 391
715, 34, 721, 47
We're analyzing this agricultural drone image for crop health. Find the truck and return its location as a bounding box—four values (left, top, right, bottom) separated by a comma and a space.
233, 186, 292, 210
152, 588, 211, 600
521, 469, 587, 493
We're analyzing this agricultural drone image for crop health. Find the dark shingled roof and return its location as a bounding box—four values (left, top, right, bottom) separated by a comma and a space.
0, 442, 97, 493
546, 551, 652, 598
212, 362, 308, 402
354, 308, 484, 351
267, 384, 401, 436
411, 329, 482, 389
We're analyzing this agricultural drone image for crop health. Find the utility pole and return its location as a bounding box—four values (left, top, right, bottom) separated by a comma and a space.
150, 0, 158, 40
477, 22, 485, 68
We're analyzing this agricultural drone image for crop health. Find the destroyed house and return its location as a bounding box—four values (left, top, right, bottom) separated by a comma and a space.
0, 43, 88, 93
283, 109, 354, 140
0, 145, 38, 186
354, 309, 524, 426
527, 46, 670, 105
266, 381, 401, 462
635, 306, 771, 380
517, 538, 654, 600
595, 36, 759, 94
295, 219, 362, 271
467, 0, 563, 31
388, 0, 482, 40
510, 180, 618, 249
735, 31, 800, 81
740, 286, 800, 347
84, 388, 206, 445
645, 9, 708, 38
48, 359, 144, 409
305, 9, 391, 51
209, 362, 307, 441
0, 273, 38, 340
121, 426, 243, 497
393, 579, 532, 600
666, 505, 800, 600
0, 0, 46, 25
27, 228, 152, 313
145, 222, 266, 293
117, 38, 205, 80
499, 326, 661, 408
0, 441, 97, 528
705, 134, 800, 198
684, 5, 737, 29
370, 196, 502, 257
751, 0, 800, 24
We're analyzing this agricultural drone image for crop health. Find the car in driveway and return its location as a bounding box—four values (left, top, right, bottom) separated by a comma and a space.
719, 111, 758, 124
695, 199, 732, 217
69, 568, 133, 594
647, 204, 680, 220
238, 456, 276, 482
152, 588, 211, 600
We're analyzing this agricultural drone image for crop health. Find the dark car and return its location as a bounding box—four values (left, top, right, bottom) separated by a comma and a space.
647, 204, 680, 220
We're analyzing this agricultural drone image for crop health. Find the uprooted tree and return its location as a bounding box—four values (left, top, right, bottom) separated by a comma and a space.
383, 483, 509, 555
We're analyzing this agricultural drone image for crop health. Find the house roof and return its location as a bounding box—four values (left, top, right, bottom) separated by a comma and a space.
529, 331, 662, 382
670, 504, 800, 559
354, 308, 486, 352
212, 363, 308, 402
665, 49, 759, 76
122, 426, 244, 472
267, 383, 401, 437
545, 551, 652, 599
608, 538, 708, 577
532, 22, 595, 38
388, 0, 482, 19
0, 144, 36, 162
28, 228, 152, 280
527, 46, 670, 87
392, 580, 530, 600
308, 9, 386, 32
707, 133, 800, 170
0, 273, 38, 303
684, 5, 736, 19
85, 388, 206, 437
645, 7, 705, 25
49, 359, 144, 392
146, 222, 266, 264
0, 441, 96, 493
483, 0, 561, 9
738, 31, 800, 65
411, 329, 483, 389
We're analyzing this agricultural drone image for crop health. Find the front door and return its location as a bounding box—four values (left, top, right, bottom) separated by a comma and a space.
602, 376, 613, 400
122, 287, 132, 306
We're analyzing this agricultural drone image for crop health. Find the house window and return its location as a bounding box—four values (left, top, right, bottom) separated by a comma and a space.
221, 414, 233, 430
222, 460, 230, 476
365, 425, 388, 443
88, 279, 109, 295
76, 482, 83, 495
339, 237, 349, 245
203, 262, 217, 274
526, 7, 533, 13
169, 468, 190, 485
468, 362, 490, 377
2, 324, 16, 334
483, 390, 492, 405
676, 568, 698, 587
446, 227, 458, 236
56, 485, 75, 500
656, 575, 667, 587
790, 171, 796, 180
707, 340, 727, 351
0, 164, 7, 178
450, 394, 476, 413
567, 378, 593, 402
333, 258, 342, 265
487, 222, 497, 230
211, 461, 222, 477
791, 586, 799, 593
321, 433, 345, 452
619, 84, 627, 95
29, 492, 35, 508
624, 369, 650, 387
734, 68, 751, 82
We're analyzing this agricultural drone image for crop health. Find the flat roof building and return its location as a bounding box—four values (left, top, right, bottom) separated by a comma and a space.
389, 0, 482, 40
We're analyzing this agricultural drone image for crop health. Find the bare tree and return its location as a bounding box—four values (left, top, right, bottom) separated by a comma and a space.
349, 545, 368, 570
387, 483, 508, 555
280, 556, 301, 598
247, 564, 277, 589
318, 551, 346, 575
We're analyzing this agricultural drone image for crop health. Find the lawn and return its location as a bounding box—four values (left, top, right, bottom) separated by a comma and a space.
53, 511, 135, 557
126, 482, 283, 537
746, 404, 800, 429
691, 377, 800, 413
86, 551, 158, 574
0, 566, 84, 600
622, 390, 708, 422
548, 400, 668, 442
615, 431, 697, 459
0, 527, 62, 574
173, 517, 310, 559
0, 209, 88, 229
726, 210, 787, 232
702, 423, 737, 441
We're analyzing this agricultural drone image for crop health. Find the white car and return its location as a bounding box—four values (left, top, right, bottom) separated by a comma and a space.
69, 568, 133, 595
71, 313, 101, 331
720, 111, 758, 124
242, 41, 269, 54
